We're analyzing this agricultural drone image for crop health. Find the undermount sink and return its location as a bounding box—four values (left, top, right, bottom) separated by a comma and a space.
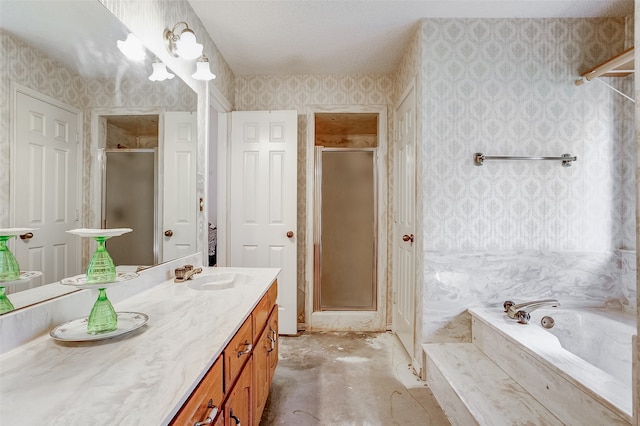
186, 272, 244, 291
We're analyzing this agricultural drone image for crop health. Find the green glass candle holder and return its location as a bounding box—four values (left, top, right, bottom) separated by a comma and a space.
0, 235, 20, 282
87, 288, 118, 334
0, 286, 15, 314
86, 236, 116, 284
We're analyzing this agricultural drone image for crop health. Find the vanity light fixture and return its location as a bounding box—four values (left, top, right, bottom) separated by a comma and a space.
117, 33, 146, 61
192, 55, 216, 81
148, 61, 175, 82
164, 21, 203, 60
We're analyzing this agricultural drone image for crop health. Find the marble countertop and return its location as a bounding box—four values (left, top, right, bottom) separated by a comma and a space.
0, 267, 279, 425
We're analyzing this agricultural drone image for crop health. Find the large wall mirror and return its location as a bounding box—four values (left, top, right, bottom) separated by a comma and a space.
0, 0, 199, 314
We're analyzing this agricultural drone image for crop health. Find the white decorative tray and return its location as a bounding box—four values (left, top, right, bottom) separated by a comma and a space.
50, 312, 149, 342
0, 228, 38, 236
67, 228, 132, 238
61, 272, 139, 289
0, 271, 43, 287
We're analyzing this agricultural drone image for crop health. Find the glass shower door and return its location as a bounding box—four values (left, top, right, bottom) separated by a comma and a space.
317, 149, 376, 311
103, 149, 156, 266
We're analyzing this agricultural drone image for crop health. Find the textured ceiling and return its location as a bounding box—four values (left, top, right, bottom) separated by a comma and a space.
1, 1, 634, 80
188, 0, 634, 76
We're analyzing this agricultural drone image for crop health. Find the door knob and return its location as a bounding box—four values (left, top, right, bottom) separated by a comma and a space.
20, 232, 34, 240
286, 231, 294, 238
164, 230, 173, 237
402, 234, 414, 243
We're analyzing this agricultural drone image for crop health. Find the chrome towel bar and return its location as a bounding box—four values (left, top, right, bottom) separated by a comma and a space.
473, 153, 577, 167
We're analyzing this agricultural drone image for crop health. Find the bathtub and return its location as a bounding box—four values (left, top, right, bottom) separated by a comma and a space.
469, 306, 635, 425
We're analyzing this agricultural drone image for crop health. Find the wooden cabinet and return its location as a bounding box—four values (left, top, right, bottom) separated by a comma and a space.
171, 281, 278, 426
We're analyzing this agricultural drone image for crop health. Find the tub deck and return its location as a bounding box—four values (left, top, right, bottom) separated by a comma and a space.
424, 342, 564, 425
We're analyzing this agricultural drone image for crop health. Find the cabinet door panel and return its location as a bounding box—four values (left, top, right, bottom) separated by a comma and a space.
226, 358, 252, 426
253, 323, 271, 421
268, 307, 279, 379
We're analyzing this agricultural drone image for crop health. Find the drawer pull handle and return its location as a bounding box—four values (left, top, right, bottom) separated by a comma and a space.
230, 409, 241, 425
237, 341, 252, 358
194, 399, 218, 426
270, 327, 277, 343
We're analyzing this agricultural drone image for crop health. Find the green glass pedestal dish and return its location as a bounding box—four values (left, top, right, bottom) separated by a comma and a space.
86, 236, 116, 284
87, 288, 118, 334
0, 286, 15, 314
0, 235, 20, 282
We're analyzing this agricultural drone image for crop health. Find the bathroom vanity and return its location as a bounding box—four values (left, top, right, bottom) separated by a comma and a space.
0, 266, 280, 425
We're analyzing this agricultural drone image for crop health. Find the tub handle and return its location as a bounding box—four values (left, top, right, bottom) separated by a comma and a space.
516, 310, 531, 324
503, 300, 514, 312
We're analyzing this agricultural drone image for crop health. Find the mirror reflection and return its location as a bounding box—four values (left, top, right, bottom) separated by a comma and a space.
0, 0, 198, 313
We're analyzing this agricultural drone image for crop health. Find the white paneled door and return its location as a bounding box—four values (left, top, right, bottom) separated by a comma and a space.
162, 112, 197, 262
13, 88, 81, 288
230, 110, 298, 335
393, 83, 417, 357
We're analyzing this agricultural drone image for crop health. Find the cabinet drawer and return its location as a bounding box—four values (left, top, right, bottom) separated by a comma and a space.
252, 295, 270, 344
252, 281, 278, 343
267, 280, 278, 312
224, 316, 253, 391
171, 356, 223, 425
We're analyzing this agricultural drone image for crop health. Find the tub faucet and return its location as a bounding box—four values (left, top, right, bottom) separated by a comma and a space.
503, 299, 560, 324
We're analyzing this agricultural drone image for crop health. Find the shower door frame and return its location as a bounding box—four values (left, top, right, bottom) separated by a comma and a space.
313, 147, 378, 312
305, 105, 388, 331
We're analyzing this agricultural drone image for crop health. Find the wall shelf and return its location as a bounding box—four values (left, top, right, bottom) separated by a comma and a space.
575, 46, 634, 85
575, 46, 635, 102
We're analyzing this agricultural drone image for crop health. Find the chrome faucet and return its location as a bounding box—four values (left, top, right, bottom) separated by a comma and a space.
503, 299, 560, 324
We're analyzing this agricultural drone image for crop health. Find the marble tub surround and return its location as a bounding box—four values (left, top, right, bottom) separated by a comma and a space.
0, 266, 279, 425
423, 250, 636, 343
0, 253, 201, 355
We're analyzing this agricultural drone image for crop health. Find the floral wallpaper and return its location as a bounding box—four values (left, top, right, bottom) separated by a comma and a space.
419, 18, 633, 252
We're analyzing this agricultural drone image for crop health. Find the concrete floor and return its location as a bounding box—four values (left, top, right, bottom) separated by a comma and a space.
260, 331, 451, 426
